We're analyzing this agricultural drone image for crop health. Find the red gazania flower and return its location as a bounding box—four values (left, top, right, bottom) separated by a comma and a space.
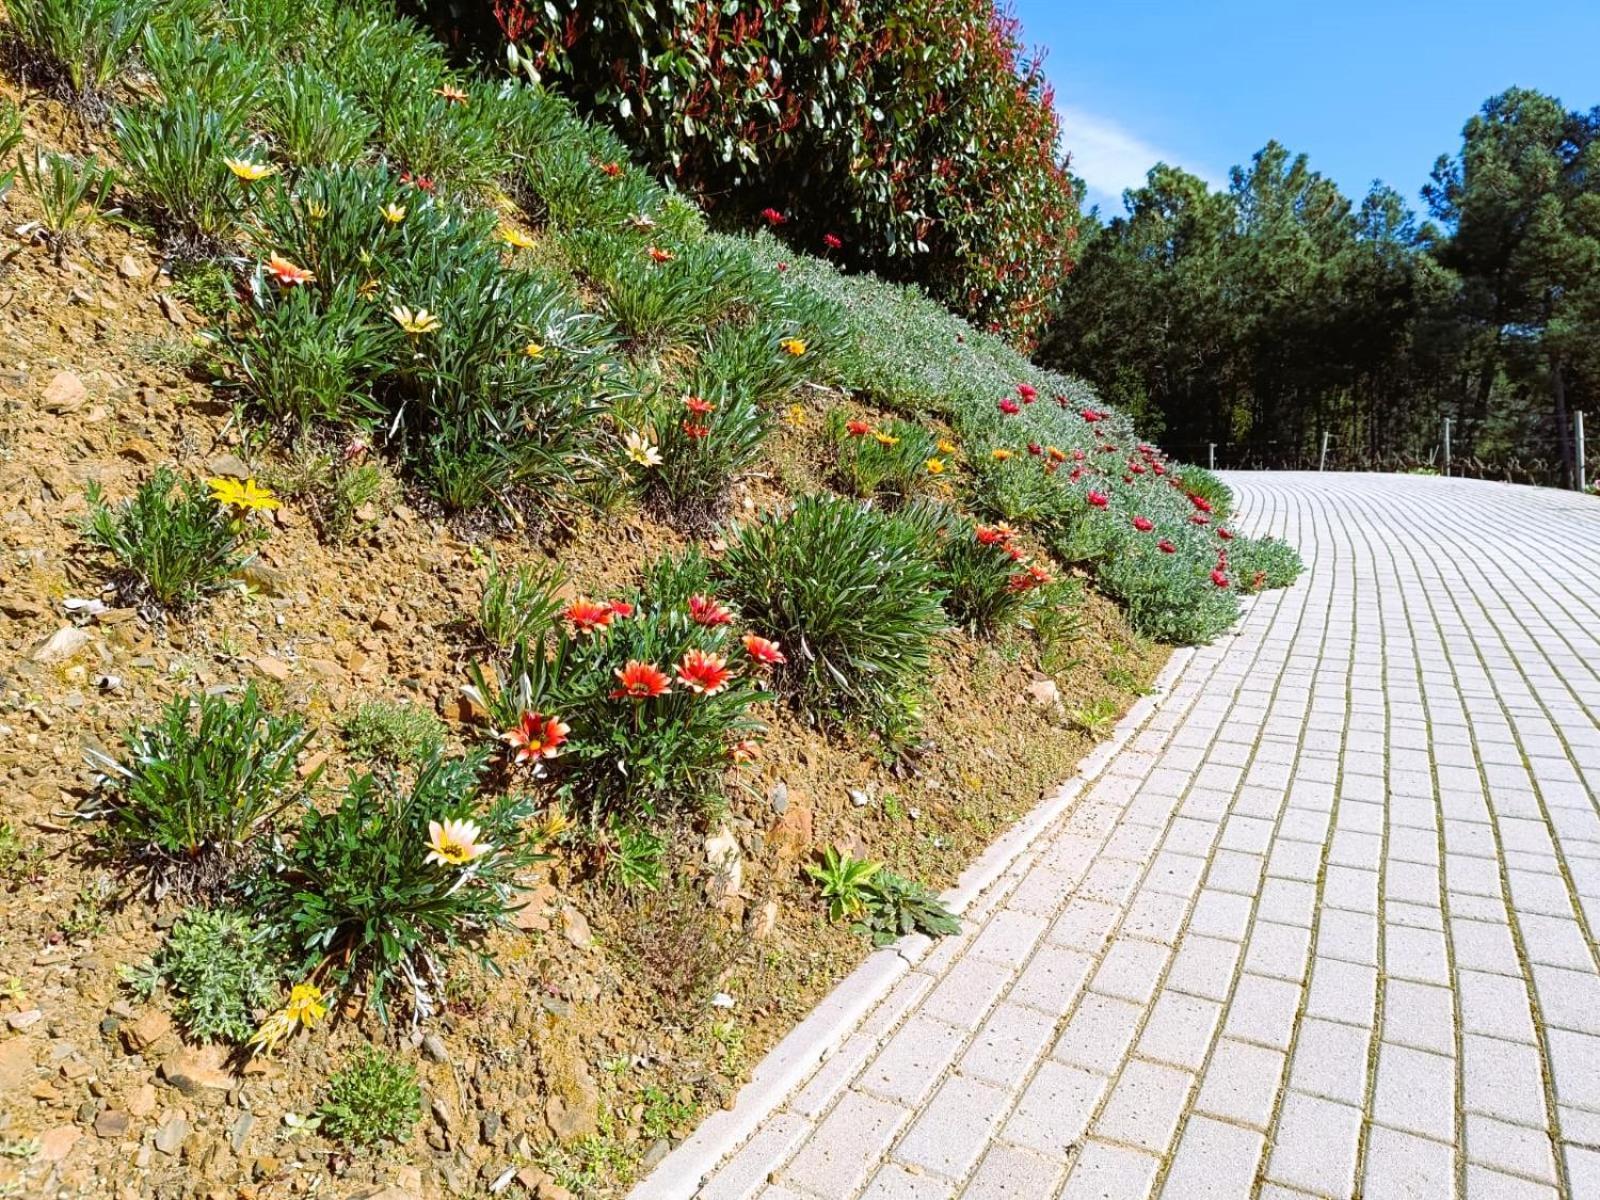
400, 171, 435, 191
728, 739, 759, 764
646, 246, 675, 263
777, 262, 789, 273
682, 421, 710, 439
741, 633, 786, 666
266, 255, 315, 287
610, 660, 671, 700
1123, 474, 1134, 484
1252, 570, 1266, 590
683, 395, 716, 415
689, 594, 733, 627
563, 599, 614, 635
676, 648, 732, 695
1027, 442, 1042, 456
822, 232, 843, 250
1158, 539, 1176, 553
846, 420, 872, 437
760, 207, 786, 226
1068, 467, 1083, 482
504, 711, 569, 764
1073, 448, 1086, 461
608, 600, 635, 618
1081, 409, 1104, 422
1153, 463, 1166, 476
1007, 571, 1037, 593
1017, 383, 1037, 402
1087, 490, 1109, 509
1189, 494, 1213, 513
998, 399, 1021, 415
1218, 528, 1234, 541
1005, 544, 1026, 561
1211, 569, 1230, 588
1190, 514, 1210, 526
1130, 462, 1146, 475
600, 162, 623, 177
1132, 516, 1154, 532
976, 523, 1016, 545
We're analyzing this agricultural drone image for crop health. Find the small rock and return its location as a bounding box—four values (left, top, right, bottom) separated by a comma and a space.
230, 1112, 255, 1155
253, 655, 291, 682
1023, 678, 1061, 707
848, 787, 871, 807
208, 453, 250, 479
37, 1125, 80, 1162
710, 992, 735, 1009
153, 1116, 190, 1155
769, 781, 788, 813
559, 905, 593, 951
7, 1009, 42, 1030
119, 1009, 171, 1054
119, 254, 143, 279
116, 437, 161, 464
125, 1083, 157, 1117
747, 898, 780, 940
422, 1033, 449, 1063
703, 825, 744, 895
235, 562, 288, 596
94, 1109, 131, 1138
157, 293, 187, 326
31, 626, 92, 664
160, 1044, 238, 1100
43, 371, 87, 414
373, 608, 403, 632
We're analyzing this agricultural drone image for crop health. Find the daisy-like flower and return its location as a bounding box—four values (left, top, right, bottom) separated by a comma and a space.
1132, 515, 1154, 532
785, 404, 806, 427
779, 337, 807, 356
925, 458, 945, 474
1081, 409, 1104, 422
676, 648, 732, 696
760, 207, 786, 226
741, 633, 786, 666
600, 161, 624, 178
504, 710, 570, 762
1017, 383, 1037, 402
682, 421, 710, 439
608, 599, 635, 618
225, 157, 277, 182
524, 341, 545, 359
1189, 493, 1213, 513
248, 981, 326, 1055
499, 225, 535, 250
1190, 513, 1210, 526
433, 84, 469, 105
610, 660, 672, 700
1218, 528, 1234, 541
1211, 568, 1230, 588
822, 232, 843, 250
991, 448, 1014, 461
628, 212, 657, 230
728, 739, 760, 764
689, 594, 733, 627
976, 523, 1016, 545
646, 245, 676, 263
426, 818, 492, 866
380, 202, 407, 224
358, 277, 381, 300
871, 430, 900, 447
400, 171, 436, 191
937, 439, 958, 455
998, 398, 1020, 415
846, 420, 872, 437
207, 476, 281, 513
391, 305, 441, 336
683, 394, 716, 415
563, 599, 614, 635
1087, 490, 1109, 509
1158, 539, 1176, 554
624, 430, 662, 468
266, 255, 315, 287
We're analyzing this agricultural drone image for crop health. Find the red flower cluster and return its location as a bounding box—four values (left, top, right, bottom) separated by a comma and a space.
689, 594, 733, 627
1087, 490, 1109, 509
998, 398, 1021, 415
505, 711, 570, 764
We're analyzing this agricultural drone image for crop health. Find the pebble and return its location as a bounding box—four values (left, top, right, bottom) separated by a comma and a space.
7, 1009, 42, 1030
848, 787, 870, 807
154, 1116, 190, 1155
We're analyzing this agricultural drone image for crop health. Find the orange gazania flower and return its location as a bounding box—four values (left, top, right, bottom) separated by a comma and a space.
846, 420, 872, 437
676, 648, 732, 696
646, 246, 675, 263
610, 660, 672, 700
689, 594, 733, 627
600, 161, 624, 178
266, 255, 315, 287
504, 711, 569, 764
608, 599, 635, 618
433, 84, 469, 105
728, 739, 760, 764
683, 395, 716, 415
1046, 446, 1067, 463
682, 421, 710, 439
976, 523, 1016, 545
741, 634, 786, 666
991, 448, 1014, 461
563, 599, 614, 635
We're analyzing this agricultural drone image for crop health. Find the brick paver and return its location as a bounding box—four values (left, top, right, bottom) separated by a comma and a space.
636, 474, 1600, 1199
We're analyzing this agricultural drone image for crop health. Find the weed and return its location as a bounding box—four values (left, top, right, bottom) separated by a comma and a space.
17, 149, 115, 264
133, 907, 283, 1043
3, 0, 151, 108
1069, 697, 1120, 738
477, 552, 564, 650
856, 871, 959, 946
805, 846, 880, 922
319, 1045, 421, 1147
340, 700, 446, 767
615, 849, 745, 1022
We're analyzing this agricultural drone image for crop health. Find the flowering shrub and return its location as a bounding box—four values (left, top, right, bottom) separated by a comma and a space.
719, 495, 948, 731
899, 504, 1055, 635
480, 0, 1079, 342
637, 380, 767, 531
465, 553, 771, 822
83, 687, 316, 896
261, 750, 541, 1022
832, 414, 940, 503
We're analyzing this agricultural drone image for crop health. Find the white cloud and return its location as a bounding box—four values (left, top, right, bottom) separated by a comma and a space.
1056, 106, 1223, 214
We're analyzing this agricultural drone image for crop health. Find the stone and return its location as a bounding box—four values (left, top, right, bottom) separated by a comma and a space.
37, 1125, 79, 1162
30, 626, 92, 664
768, 799, 814, 863
236, 562, 288, 596
747, 899, 780, 941
94, 1109, 131, 1138
230, 1112, 255, 1155
42, 371, 87, 414
160, 1044, 238, 1099
770, 781, 789, 813
120, 1009, 172, 1054
125, 1083, 157, 1117
154, 1116, 190, 1155
704, 826, 744, 895
208, 453, 250, 479
6, 1009, 41, 1031
560, 906, 593, 950
157, 293, 187, 326
253, 655, 291, 682
422, 1033, 450, 1063
116, 437, 161, 464
1024, 678, 1061, 707
849, 787, 871, 807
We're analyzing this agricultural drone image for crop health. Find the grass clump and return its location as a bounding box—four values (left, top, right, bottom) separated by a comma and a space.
319, 1045, 421, 1147
719, 496, 947, 733
130, 907, 282, 1043
16, 148, 115, 263
81, 468, 264, 610
477, 553, 564, 650
84, 686, 315, 895
340, 700, 446, 768
3, 0, 150, 109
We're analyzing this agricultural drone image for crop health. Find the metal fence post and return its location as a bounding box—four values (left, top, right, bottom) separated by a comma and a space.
1443, 418, 1452, 477
1208, 442, 1215, 471
1577, 411, 1587, 492
1319, 432, 1331, 472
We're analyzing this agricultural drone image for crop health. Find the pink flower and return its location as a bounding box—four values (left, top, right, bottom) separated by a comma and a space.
1017, 383, 1037, 402
689, 594, 733, 627
822, 233, 843, 250
760, 207, 786, 226
1132, 516, 1154, 532
998, 399, 1020, 415
1087, 490, 1109, 509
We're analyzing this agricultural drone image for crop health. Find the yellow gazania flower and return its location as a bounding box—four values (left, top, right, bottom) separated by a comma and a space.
624, 430, 662, 468
425, 818, 492, 867
434, 84, 469, 105
303, 200, 328, 221
391, 305, 442, 336
358, 277, 381, 300
872, 430, 900, 447
207, 477, 281, 513
991, 448, 1014, 461
225, 157, 277, 182
537, 807, 571, 844
785, 404, 806, 428
499, 225, 536, 250
380, 202, 407, 224
779, 337, 807, 357
248, 982, 326, 1055
523, 340, 545, 359
925, 458, 945, 474
937, 439, 958, 456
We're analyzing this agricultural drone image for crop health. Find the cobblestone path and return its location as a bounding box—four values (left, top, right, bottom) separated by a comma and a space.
635, 473, 1600, 1200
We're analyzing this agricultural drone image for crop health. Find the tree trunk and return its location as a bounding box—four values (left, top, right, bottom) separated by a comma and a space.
1551, 351, 1573, 489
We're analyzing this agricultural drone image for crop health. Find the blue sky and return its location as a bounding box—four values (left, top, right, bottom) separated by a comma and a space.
1011, 0, 1600, 219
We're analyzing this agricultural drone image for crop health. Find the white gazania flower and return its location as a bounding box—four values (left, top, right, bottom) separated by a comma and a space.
391, 305, 442, 336
425, 818, 492, 867
624, 430, 662, 469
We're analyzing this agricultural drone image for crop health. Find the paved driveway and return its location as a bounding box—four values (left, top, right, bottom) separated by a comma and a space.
635, 473, 1600, 1200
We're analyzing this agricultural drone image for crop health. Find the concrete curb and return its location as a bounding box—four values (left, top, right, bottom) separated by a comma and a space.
628, 644, 1197, 1200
